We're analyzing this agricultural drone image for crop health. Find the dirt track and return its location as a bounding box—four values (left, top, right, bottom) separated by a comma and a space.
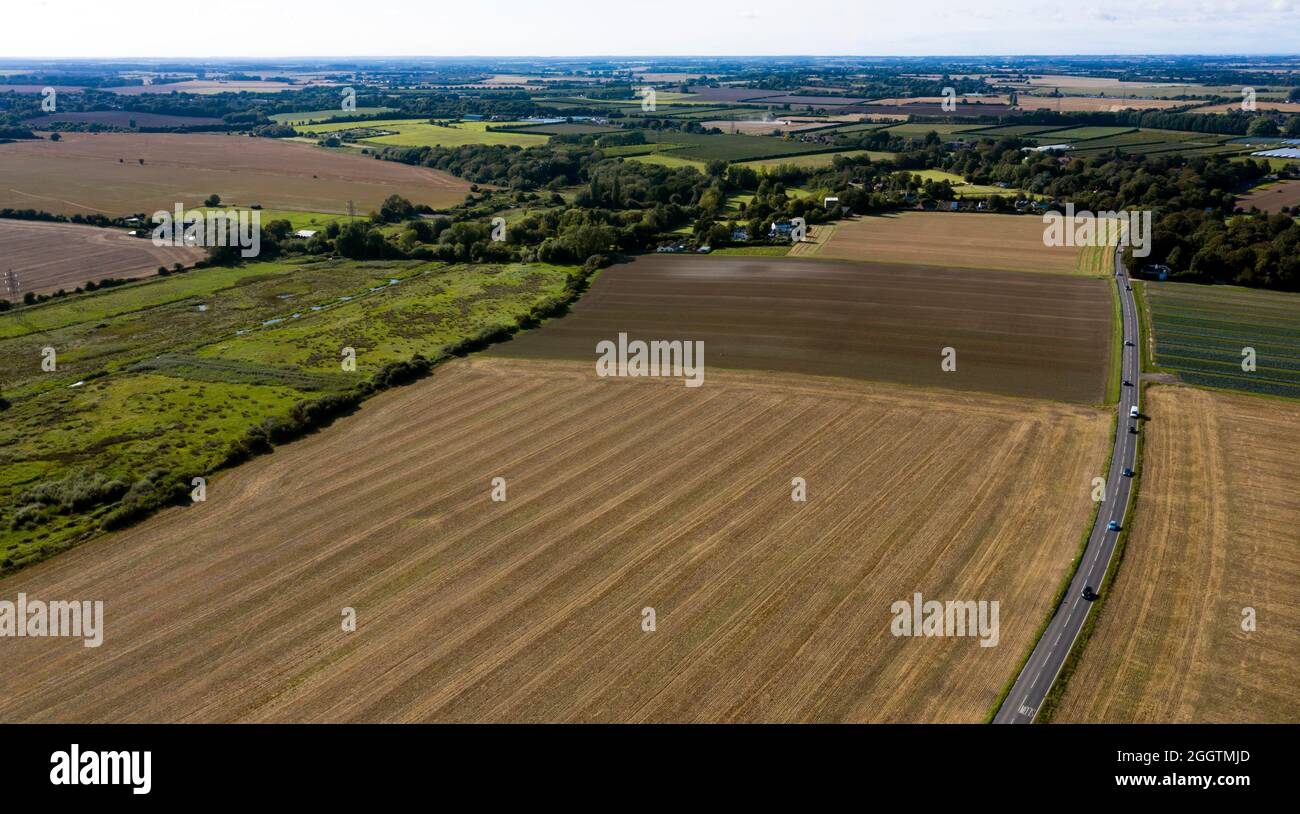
0, 359, 1108, 722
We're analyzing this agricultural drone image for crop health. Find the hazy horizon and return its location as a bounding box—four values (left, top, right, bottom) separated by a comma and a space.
4, 0, 1300, 60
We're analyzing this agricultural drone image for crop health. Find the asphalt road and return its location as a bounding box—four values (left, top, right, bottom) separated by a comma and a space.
992, 245, 1140, 724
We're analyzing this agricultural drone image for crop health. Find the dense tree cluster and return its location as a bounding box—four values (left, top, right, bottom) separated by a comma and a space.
1140, 210, 1300, 289
929, 135, 1299, 289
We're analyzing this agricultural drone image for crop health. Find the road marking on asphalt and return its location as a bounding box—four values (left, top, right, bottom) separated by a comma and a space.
997, 261, 1139, 723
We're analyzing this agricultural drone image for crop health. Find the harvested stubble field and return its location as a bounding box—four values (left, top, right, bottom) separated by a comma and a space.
0, 358, 1109, 722
1015, 96, 1183, 113
1238, 179, 1300, 213
1057, 386, 1300, 722
785, 224, 834, 255
493, 255, 1111, 403
810, 212, 1084, 276
23, 111, 225, 128
0, 219, 204, 294
0, 132, 472, 216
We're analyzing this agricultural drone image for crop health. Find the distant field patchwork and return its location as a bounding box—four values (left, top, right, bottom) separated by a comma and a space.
638, 131, 838, 163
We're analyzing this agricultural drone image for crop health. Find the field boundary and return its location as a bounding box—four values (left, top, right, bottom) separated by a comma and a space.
1106, 276, 1122, 405
1132, 280, 1170, 376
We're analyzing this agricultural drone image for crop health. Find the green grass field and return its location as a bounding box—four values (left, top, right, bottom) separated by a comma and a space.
628, 152, 708, 170
966, 124, 1072, 137
0, 263, 303, 340
504, 122, 619, 136
706, 245, 792, 256
639, 130, 836, 162
1232, 156, 1300, 172
1038, 126, 1137, 140
896, 169, 1022, 198
1076, 242, 1116, 277
298, 119, 550, 148
199, 207, 358, 232
192, 263, 566, 373
884, 123, 988, 137
0, 258, 573, 572
907, 169, 966, 183
270, 107, 398, 125
1145, 281, 1300, 399
735, 149, 897, 170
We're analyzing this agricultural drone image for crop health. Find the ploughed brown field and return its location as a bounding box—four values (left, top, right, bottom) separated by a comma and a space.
0, 219, 204, 295
23, 111, 225, 128
811, 212, 1084, 276
842, 103, 1018, 117
1238, 179, 1300, 213
1057, 386, 1300, 723
493, 255, 1112, 403
0, 132, 471, 216
0, 358, 1109, 722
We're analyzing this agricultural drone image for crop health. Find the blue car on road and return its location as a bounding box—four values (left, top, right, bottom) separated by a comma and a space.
1107, 520, 1121, 531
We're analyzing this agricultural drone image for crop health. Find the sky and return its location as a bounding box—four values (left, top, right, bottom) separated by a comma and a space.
3, 0, 1300, 58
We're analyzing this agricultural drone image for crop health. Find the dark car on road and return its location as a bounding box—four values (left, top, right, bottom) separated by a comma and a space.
1082, 586, 1099, 601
